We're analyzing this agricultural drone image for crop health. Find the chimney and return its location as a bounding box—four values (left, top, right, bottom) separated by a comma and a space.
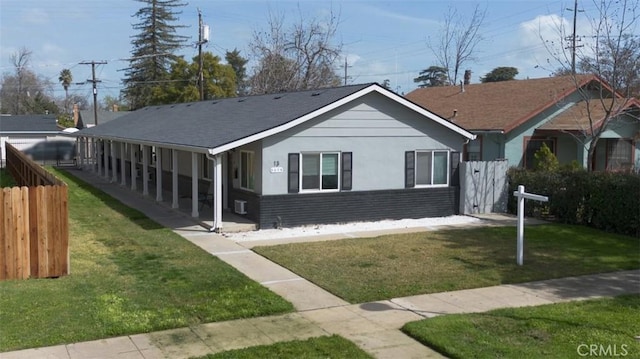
464, 70, 471, 85
112, 104, 119, 112
73, 104, 79, 126
460, 80, 465, 93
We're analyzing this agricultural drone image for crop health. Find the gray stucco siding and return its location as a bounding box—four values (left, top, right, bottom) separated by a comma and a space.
260, 93, 465, 195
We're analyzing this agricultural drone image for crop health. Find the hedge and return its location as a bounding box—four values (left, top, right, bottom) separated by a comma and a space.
508, 168, 640, 237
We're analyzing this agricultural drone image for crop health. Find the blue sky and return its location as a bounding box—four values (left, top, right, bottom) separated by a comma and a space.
0, 0, 603, 103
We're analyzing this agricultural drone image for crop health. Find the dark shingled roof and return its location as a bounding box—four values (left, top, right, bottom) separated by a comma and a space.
78, 84, 376, 150
0, 115, 59, 133
77, 110, 130, 128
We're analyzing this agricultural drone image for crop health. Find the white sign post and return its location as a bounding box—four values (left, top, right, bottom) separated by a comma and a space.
513, 185, 548, 266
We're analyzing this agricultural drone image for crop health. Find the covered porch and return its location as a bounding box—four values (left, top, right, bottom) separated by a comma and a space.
73, 136, 256, 232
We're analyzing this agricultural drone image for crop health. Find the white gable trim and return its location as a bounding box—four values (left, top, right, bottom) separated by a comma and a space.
209, 84, 475, 156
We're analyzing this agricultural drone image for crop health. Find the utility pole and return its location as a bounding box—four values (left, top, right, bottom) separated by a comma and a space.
80, 60, 107, 125
566, 0, 583, 75
342, 57, 352, 85
197, 9, 209, 101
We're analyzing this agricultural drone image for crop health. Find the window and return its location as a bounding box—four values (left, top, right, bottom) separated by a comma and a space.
150, 146, 157, 165
606, 139, 633, 171
301, 152, 339, 191
413, 150, 449, 186
202, 154, 211, 179
524, 137, 555, 169
240, 151, 255, 190
463, 138, 482, 161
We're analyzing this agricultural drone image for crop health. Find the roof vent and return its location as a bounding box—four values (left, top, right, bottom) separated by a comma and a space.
311, 92, 321, 96
238, 98, 247, 102
186, 104, 191, 107
211, 101, 218, 105
274, 95, 282, 99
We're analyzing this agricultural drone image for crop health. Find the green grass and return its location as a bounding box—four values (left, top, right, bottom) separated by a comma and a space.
0, 169, 293, 352
0, 168, 17, 187
194, 335, 373, 359
253, 225, 640, 303
402, 294, 640, 358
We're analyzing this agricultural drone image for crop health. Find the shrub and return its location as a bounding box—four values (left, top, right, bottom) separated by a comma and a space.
533, 143, 559, 171
508, 168, 639, 237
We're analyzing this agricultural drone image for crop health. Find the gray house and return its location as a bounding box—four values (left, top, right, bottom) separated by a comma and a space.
75, 83, 475, 231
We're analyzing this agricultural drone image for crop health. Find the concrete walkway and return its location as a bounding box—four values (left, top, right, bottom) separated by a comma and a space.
3, 169, 638, 359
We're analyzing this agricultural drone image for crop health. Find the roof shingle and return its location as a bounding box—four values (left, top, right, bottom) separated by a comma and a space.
405, 75, 597, 132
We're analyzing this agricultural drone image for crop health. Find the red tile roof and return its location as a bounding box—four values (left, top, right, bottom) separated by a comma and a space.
405, 75, 603, 133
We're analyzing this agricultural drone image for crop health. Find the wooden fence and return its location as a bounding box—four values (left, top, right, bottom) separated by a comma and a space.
1, 143, 69, 280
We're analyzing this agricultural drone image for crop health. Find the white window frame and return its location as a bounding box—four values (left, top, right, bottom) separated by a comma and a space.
415, 150, 449, 187
299, 152, 341, 193
240, 150, 255, 191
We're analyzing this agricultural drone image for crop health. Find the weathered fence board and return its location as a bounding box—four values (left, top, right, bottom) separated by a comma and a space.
1, 143, 69, 280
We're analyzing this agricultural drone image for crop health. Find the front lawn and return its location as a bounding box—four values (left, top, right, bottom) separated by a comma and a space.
195, 335, 373, 359
403, 294, 640, 358
0, 169, 293, 352
253, 225, 639, 303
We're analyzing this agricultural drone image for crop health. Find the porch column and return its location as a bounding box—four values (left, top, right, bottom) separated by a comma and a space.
91, 139, 97, 173
213, 154, 223, 232
103, 140, 108, 179
111, 141, 117, 183
222, 152, 228, 209
191, 152, 199, 218
142, 145, 149, 196
172, 149, 179, 209
155, 148, 163, 202
130, 144, 137, 191
79, 137, 85, 169
96, 140, 101, 176
120, 142, 126, 186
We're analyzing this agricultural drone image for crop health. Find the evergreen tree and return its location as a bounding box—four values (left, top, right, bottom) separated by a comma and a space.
225, 49, 248, 96
480, 67, 519, 83
164, 52, 237, 103
414, 66, 448, 87
122, 0, 188, 110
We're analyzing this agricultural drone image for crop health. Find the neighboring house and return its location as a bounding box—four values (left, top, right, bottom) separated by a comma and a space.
75, 83, 475, 231
405, 75, 640, 171
0, 114, 67, 165
73, 105, 130, 129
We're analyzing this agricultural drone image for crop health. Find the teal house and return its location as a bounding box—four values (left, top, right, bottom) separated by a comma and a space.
406, 75, 640, 171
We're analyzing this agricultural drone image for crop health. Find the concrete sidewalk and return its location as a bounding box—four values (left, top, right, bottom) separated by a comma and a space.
3, 169, 637, 359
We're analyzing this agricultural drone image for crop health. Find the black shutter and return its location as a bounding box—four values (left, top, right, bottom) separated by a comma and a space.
341, 152, 352, 190
450, 151, 460, 187
288, 153, 300, 193
405, 151, 415, 188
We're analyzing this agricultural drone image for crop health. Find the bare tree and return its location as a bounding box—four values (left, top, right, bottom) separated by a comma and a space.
0, 48, 57, 115
248, 8, 342, 94
543, 0, 639, 171
427, 5, 486, 86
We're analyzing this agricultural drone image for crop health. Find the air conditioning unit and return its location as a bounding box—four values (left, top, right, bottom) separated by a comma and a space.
234, 200, 247, 215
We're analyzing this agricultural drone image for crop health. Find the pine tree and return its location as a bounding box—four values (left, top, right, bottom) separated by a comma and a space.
225, 49, 248, 96
122, 0, 188, 110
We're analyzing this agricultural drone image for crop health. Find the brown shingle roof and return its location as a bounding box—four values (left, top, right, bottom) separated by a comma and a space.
538, 98, 640, 133
405, 75, 599, 133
